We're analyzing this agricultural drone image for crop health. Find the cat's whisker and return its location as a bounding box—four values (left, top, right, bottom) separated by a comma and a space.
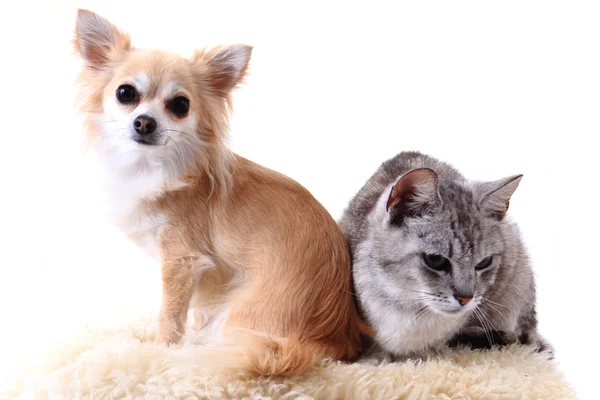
390, 297, 426, 302
393, 286, 438, 297
478, 308, 502, 339
476, 308, 502, 348
414, 307, 432, 326
473, 309, 489, 346
393, 294, 433, 305
394, 299, 428, 309
408, 306, 431, 327
483, 298, 509, 309
473, 309, 494, 348
344, 288, 434, 304
404, 305, 427, 325
483, 303, 511, 327
477, 309, 497, 334
343, 289, 428, 305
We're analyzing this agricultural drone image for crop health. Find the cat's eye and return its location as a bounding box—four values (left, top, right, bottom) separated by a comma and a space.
116, 84, 137, 104
422, 253, 451, 271
475, 256, 494, 271
168, 96, 190, 117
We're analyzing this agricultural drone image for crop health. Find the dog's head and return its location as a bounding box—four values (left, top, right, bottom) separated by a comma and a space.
74, 9, 251, 187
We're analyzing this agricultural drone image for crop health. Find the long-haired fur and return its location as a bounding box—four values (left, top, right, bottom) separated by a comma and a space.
74, 13, 235, 198
73, 9, 370, 376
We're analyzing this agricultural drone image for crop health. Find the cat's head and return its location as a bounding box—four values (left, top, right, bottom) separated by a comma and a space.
369, 168, 522, 317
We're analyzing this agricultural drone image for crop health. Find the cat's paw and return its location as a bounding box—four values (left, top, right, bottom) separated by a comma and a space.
518, 331, 555, 358
448, 326, 517, 349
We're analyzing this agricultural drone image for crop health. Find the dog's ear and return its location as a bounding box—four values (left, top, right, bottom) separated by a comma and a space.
74, 9, 131, 69
192, 44, 253, 96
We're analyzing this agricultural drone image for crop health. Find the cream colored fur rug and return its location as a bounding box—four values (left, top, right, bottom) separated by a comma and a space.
4, 317, 576, 400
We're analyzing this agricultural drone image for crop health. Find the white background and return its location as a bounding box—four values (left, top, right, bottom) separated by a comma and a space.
1, 1, 598, 398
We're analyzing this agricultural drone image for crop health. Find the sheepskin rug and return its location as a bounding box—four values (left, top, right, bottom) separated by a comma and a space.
3, 316, 576, 400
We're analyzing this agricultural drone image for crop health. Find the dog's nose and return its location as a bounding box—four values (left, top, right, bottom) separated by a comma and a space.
454, 295, 473, 306
133, 115, 157, 135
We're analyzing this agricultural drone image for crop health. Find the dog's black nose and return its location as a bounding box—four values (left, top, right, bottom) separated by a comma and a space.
133, 115, 157, 135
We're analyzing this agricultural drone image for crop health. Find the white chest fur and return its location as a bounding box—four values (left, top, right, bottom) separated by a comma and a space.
116, 205, 165, 259
364, 297, 466, 356
98, 168, 170, 259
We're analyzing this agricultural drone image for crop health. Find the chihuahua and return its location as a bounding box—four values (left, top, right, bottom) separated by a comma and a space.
73, 9, 369, 376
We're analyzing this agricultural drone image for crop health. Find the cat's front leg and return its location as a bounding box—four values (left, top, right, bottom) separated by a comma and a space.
511, 306, 554, 355
447, 326, 518, 349
517, 329, 554, 356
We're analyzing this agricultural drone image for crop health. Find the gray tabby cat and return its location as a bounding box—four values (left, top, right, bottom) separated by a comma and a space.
339, 151, 549, 360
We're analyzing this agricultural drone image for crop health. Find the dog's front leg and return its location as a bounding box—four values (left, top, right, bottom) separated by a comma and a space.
157, 257, 199, 345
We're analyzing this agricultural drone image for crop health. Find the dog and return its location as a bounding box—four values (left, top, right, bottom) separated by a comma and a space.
73, 9, 369, 376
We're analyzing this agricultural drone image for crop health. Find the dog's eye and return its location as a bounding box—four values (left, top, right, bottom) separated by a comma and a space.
422, 253, 451, 271
116, 85, 137, 104
475, 256, 494, 271
168, 96, 190, 117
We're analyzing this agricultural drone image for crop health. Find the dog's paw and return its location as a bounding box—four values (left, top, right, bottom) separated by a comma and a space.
191, 309, 209, 331
156, 324, 184, 346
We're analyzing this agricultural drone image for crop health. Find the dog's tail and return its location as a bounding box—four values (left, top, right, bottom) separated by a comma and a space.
228, 332, 322, 376
165, 330, 327, 377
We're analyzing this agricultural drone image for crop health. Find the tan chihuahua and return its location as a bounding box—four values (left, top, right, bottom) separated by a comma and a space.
73, 9, 369, 376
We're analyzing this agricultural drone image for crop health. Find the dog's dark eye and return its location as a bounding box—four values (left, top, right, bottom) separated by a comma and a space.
422, 253, 451, 271
116, 85, 137, 104
168, 96, 190, 117
475, 256, 494, 271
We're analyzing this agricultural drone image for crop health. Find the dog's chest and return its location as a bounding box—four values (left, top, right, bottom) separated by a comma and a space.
102, 173, 169, 259
118, 207, 166, 259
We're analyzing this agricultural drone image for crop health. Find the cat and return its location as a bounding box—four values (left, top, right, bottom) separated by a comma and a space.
339, 151, 550, 360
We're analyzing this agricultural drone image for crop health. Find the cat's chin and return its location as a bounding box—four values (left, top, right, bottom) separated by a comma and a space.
431, 306, 469, 317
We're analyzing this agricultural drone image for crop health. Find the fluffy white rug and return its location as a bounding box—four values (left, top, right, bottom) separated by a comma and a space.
3, 316, 576, 400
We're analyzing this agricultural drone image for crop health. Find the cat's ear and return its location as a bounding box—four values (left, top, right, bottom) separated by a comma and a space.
478, 175, 522, 221
386, 168, 441, 223
74, 9, 131, 69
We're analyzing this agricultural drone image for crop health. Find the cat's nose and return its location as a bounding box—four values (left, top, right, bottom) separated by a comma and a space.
454, 295, 473, 306
134, 115, 157, 135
